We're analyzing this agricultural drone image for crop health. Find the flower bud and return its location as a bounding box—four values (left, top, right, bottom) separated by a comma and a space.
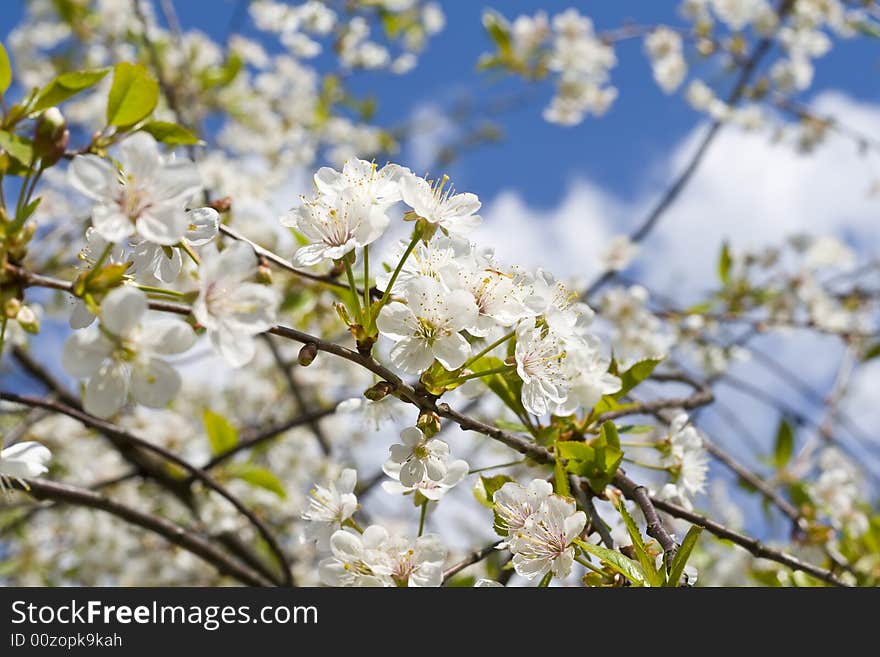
417, 411, 442, 439
256, 262, 273, 285
298, 342, 318, 366
33, 107, 69, 166
4, 297, 22, 319
364, 381, 393, 401
16, 305, 39, 333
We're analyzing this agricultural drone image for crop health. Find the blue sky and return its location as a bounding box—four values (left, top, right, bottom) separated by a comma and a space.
4, 1, 879, 210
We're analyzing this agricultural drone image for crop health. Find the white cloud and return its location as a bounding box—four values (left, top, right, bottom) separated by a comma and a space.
479, 91, 880, 300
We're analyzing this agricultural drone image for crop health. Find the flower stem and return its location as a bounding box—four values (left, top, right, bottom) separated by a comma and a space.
362, 245, 371, 328
574, 554, 604, 574
622, 457, 669, 472
136, 284, 185, 298
418, 499, 428, 537
537, 571, 553, 587
343, 258, 363, 325
462, 330, 516, 369
452, 364, 515, 383
372, 225, 421, 326
343, 518, 364, 534
179, 241, 200, 266
468, 459, 527, 475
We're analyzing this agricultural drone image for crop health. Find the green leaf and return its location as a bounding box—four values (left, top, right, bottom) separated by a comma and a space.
477, 356, 527, 419
203, 409, 238, 456
616, 358, 663, 398
578, 540, 646, 586
557, 441, 594, 462
225, 463, 286, 499
853, 20, 880, 38
482, 10, 512, 56
613, 497, 662, 587
862, 343, 880, 362
773, 418, 794, 469
0, 41, 11, 94
31, 69, 110, 113
141, 121, 199, 145
718, 241, 732, 286
554, 449, 571, 497
593, 359, 662, 415
199, 52, 243, 89
665, 525, 703, 586
474, 474, 513, 508
106, 62, 159, 127
0, 130, 34, 166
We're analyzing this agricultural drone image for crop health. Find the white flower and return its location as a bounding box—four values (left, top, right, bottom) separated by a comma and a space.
319, 526, 393, 587
514, 322, 569, 416
282, 189, 381, 266
302, 468, 358, 548
0, 441, 52, 494
400, 173, 482, 234
458, 260, 529, 337
374, 235, 467, 296
382, 458, 468, 500
62, 287, 195, 418
384, 533, 447, 587
474, 578, 503, 587
385, 426, 449, 487
601, 235, 639, 272
337, 396, 401, 431
132, 240, 182, 284
508, 495, 586, 580
659, 414, 709, 510
193, 242, 279, 367
554, 342, 621, 415
313, 157, 407, 207
803, 235, 855, 270
376, 276, 477, 374
68, 132, 202, 245
645, 27, 686, 94
492, 479, 554, 542
808, 448, 868, 537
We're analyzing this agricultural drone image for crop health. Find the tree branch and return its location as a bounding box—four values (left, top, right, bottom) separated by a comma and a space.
8, 478, 272, 587
0, 392, 293, 587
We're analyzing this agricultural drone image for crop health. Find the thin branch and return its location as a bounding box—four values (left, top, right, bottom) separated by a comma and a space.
8, 478, 272, 587
443, 541, 502, 583
0, 392, 293, 587
649, 495, 848, 587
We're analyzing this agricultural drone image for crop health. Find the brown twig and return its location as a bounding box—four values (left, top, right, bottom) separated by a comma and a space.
649, 495, 849, 587
8, 478, 272, 587
0, 392, 293, 587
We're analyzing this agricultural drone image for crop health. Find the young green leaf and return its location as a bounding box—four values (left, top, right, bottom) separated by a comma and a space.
224, 463, 286, 499
106, 62, 159, 127
0, 41, 11, 94
577, 540, 646, 586
141, 121, 199, 145
554, 448, 571, 497
773, 418, 794, 469
202, 409, 238, 455
31, 69, 110, 113
665, 525, 703, 587
718, 241, 732, 286
862, 342, 880, 362
613, 497, 662, 587
474, 474, 513, 508
0, 130, 34, 166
